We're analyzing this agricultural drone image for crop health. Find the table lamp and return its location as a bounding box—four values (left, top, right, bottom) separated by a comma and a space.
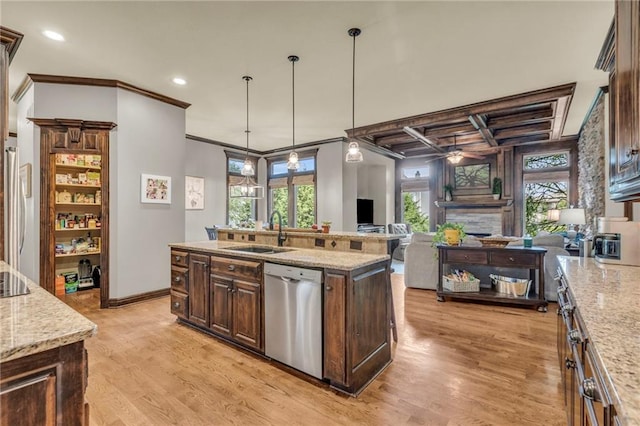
546, 209, 560, 222
558, 207, 586, 244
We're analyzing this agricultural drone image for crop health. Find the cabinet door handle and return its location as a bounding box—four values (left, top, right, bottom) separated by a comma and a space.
568, 329, 582, 344
325, 285, 332, 291
508, 257, 515, 262
174, 255, 181, 262
463, 255, 469, 260
564, 357, 576, 370
228, 265, 236, 271
581, 378, 597, 400
173, 302, 180, 309
174, 276, 181, 282
626, 147, 639, 158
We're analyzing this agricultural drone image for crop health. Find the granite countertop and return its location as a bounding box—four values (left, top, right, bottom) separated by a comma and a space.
0, 261, 97, 363
558, 256, 640, 425
169, 241, 390, 270
217, 228, 402, 241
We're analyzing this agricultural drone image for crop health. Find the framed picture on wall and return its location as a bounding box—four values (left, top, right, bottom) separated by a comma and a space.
141, 174, 172, 204
185, 176, 205, 210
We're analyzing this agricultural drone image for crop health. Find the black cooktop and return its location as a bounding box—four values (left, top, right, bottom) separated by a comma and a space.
0, 271, 30, 298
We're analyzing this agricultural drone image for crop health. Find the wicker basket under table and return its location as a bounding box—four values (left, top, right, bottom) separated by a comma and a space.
442, 276, 480, 292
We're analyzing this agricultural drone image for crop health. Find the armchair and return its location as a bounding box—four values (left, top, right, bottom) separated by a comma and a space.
387, 223, 412, 261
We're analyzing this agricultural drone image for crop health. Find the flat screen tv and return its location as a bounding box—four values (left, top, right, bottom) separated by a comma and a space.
357, 198, 374, 224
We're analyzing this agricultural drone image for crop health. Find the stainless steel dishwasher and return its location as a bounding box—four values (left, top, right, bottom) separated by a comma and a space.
264, 262, 323, 379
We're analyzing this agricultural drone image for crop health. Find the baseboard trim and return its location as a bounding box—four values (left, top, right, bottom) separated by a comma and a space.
108, 288, 169, 307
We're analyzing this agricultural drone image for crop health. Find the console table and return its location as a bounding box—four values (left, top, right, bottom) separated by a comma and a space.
437, 245, 547, 311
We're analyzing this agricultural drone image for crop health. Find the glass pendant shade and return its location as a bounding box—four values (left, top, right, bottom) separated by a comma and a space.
287, 151, 299, 170
241, 158, 255, 176
345, 141, 363, 162
448, 153, 464, 164
229, 175, 264, 199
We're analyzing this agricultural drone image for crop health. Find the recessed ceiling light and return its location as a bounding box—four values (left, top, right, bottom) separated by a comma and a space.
42, 30, 64, 42
172, 77, 187, 86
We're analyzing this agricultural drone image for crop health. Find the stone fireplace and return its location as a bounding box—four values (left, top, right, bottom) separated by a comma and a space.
435, 199, 514, 236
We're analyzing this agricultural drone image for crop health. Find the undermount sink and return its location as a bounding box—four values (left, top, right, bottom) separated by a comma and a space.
224, 246, 291, 254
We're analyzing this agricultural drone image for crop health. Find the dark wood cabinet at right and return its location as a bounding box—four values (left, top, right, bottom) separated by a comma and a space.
598, 1, 640, 201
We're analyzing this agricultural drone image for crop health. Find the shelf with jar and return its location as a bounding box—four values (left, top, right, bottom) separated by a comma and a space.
56, 189, 102, 205
55, 153, 102, 169
55, 232, 101, 257
55, 213, 101, 231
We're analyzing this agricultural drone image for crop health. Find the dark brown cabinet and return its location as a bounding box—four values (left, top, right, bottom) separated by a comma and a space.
599, 2, 640, 201
323, 262, 391, 395
437, 245, 547, 311
210, 275, 233, 337
188, 253, 210, 328
0, 341, 88, 426
210, 256, 262, 352
170, 250, 189, 320
557, 272, 614, 426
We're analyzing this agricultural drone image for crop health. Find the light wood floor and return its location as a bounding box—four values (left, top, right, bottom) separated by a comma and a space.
64, 274, 565, 425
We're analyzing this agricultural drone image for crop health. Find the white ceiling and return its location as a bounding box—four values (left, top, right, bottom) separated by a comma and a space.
2, 1, 614, 152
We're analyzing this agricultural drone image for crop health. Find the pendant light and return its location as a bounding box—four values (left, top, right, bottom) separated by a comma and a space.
287, 55, 300, 170
229, 76, 264, 199
345, 27, 363, 163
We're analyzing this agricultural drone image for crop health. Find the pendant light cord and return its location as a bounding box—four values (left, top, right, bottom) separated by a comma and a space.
289, 56, 298, 150
243, 75, 252, 156
352, 30, 356, 133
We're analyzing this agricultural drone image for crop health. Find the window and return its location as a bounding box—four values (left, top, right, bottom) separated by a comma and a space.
267, 151, 316, 228
522, 151, 570, 236
226, 153, 258, 227
400, 164, 430, 232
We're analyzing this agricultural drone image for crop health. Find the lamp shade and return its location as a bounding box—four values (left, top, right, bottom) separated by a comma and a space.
558, 208, 586, 225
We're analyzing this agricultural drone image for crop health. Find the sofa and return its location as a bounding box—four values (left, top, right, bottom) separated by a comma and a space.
403, 233, 569, 302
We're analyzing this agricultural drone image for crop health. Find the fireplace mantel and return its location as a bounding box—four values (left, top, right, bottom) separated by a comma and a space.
434, 199, 513, 208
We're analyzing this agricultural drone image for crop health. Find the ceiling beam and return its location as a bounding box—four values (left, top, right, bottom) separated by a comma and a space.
346, 82, 576, 139
468, 114, 498, 147
494, 121, 552, 140
487, 108, 554, 128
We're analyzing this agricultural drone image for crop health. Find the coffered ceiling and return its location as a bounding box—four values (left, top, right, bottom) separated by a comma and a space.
1, 1, 613, 153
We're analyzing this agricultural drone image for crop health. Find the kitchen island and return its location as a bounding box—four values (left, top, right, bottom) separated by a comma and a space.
558, 256, 640, 425
0, 261, 97, 425
168, 240, 392, 395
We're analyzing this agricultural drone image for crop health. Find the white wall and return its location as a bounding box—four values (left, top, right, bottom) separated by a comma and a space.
184, 140, 228, 241
16, 82, 186, 299
316, 142, 346, 230
111, 88, 185, 299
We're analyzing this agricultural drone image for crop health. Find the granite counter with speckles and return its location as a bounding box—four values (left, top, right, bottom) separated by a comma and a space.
169, 240, 389, 270
559, 256, 640, 425
0, 261, 97, 363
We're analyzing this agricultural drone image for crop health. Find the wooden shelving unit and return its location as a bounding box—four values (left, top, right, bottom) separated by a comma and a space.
31, 118, 116, 308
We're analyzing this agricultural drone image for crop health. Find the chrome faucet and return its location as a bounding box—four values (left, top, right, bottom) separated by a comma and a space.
269, 210, 287, 247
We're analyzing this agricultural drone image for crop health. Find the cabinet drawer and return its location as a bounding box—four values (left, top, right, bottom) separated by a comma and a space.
170, 290, 188, 319
171, 266, 188, 293
444, 250, 488, 264
171, 250, 189, 267
490, 251, 537, 268
211, 256, 262, 281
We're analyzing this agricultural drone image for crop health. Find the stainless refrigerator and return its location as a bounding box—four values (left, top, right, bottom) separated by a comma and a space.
5, 146, 25, 269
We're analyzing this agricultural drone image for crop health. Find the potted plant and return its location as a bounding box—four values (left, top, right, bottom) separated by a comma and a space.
432, 222, 466, 249
443, 184, 454, 201
492, 177, 502, 200
321, 221, 332, 234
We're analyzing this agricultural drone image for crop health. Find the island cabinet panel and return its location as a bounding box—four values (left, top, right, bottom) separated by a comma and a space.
232, 279, 261, 350
210, 275, 233, 337
324, 272, 347, 384
0, 341, 87, 426
350, 265, 388, 369
324, 260, 391, 395
188, 253, 210, 328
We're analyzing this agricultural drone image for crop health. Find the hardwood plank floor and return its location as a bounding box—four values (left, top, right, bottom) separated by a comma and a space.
64, 273, 565, 425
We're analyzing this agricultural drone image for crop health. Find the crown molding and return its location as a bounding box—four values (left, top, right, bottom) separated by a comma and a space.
0, 26, 24, 64
12, 74, 190, 109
